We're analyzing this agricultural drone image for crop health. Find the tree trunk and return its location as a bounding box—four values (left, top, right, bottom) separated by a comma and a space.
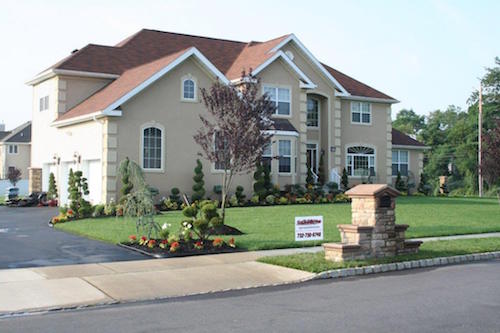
221, 171, 227, 224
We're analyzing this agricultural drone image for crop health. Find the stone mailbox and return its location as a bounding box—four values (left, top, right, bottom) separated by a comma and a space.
323, 184, 422, 262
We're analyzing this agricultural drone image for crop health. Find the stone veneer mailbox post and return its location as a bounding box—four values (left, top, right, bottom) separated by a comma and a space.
323, 184, 422, 262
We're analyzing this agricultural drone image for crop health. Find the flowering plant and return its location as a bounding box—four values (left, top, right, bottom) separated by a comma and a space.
129, 235, 137, 243
170, 241, 180, 253
147, 239, 156, 248
159, 239, 169, 249
66, 209, 74, 218
139, 236, 148, 246
194, 241, 204, 250
212, 237, 224, 248
228, 238, 236, 248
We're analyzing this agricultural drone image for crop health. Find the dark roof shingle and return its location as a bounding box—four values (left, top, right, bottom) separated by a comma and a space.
392, 128, 426, 147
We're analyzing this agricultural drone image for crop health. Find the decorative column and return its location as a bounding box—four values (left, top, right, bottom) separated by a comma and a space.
298, 91, 308, 184
28, 167, 42, 194
333, 98, 342, 171
386, 106, 393, 184
102, 119, 118, 203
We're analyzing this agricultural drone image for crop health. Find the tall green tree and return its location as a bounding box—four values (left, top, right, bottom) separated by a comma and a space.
392, 109, 425, 136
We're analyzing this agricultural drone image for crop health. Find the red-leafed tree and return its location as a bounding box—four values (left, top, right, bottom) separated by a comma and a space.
7, 167, 21, 187
481, 119, 500, 187
194, 74, 275, 223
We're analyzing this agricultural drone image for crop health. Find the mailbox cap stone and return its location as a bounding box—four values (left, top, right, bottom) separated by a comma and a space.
345, 184, 400, 198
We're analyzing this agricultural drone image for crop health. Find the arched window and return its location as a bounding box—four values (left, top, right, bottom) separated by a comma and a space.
346, 146, 375, 176
142, 126, 163, 170
182, 79, 195, 100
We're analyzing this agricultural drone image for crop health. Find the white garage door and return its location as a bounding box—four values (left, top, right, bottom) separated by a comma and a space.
83, 159, 102, 205
60, 162, 76, 206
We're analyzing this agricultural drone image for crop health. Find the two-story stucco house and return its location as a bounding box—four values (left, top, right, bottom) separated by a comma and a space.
27, 29, 427, 205
0, 121, 31, 180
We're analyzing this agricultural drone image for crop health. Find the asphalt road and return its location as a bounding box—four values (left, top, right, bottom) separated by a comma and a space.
0, 206, 145, 268
2, 260, 499, 332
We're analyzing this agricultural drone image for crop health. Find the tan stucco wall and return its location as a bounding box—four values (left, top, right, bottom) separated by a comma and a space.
340, 100, 392, 185
60, 76, 112, 112
0, 144, 31, 179
390, 149, 424, 189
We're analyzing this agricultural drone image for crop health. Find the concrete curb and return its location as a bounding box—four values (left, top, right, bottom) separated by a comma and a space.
314, 251, 500, 280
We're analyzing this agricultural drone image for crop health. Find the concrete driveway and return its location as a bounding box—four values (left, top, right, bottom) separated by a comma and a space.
0, 206, 145, 269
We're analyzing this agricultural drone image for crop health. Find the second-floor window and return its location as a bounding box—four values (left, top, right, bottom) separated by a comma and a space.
182, 79, 196, 100
392, 150, 409, 176
351, 101, 371, 124
8, 145, 18, 154
264, 86, 291, 116
39, 95, 49, 111
307, 97, 319, 127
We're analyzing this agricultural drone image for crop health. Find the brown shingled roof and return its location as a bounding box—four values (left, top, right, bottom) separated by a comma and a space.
392, 128, 426, 147
322, 63, 396, 100
46, 29, 396, 122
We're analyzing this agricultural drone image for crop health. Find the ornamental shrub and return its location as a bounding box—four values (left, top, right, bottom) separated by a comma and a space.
48, 172, 58, 200
341, 168, 349, 190
235, 185, 245, 205
253, 161, 266, 200
104, 200, 117, 216
265, 194, 275, 205
395, 172, 407, 192
170, 187, 181, 203
318, 153, 326, 185
67, 169, 91, 218
192, 159, 206, 202
250, 195, 260, 205
119, 157, 133, 202
278, 196, 288, 205
92, 204, 105, 218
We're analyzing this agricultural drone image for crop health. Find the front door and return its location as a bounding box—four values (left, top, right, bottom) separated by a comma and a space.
306, 143, 318, 174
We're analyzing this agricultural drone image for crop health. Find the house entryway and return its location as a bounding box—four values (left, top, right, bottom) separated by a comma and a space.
306, 143, 319, 175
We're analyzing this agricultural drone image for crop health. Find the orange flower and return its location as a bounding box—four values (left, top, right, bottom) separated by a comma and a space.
129, 235, 137, 241
228, 238, 236, 248
147, 239, 156, 248
213, 238, 224, 248
170, 241, 180, 253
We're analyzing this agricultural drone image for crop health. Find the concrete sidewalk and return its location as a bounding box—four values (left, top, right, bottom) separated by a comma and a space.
0, 251, 314, 314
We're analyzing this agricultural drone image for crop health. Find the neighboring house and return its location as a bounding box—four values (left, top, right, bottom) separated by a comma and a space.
0, 121, 31, 180
27, 29, 427, 205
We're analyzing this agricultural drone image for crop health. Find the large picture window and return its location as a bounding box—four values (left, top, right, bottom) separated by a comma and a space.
392, 150, 409, 176
264, 86, 291, 116
142, 126, 163, 170
346, 146, 375, 176
307, 97, 319, 127
278, 140, 291, 173
351, 102, 371, 124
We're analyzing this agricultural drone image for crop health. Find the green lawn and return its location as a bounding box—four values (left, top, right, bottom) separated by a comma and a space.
55, 196, 500, 251
258, 237, 500, 273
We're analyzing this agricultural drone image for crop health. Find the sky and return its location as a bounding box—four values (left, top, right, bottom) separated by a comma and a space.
0, 0, 498, 129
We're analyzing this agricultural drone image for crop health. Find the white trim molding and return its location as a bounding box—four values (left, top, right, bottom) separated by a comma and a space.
26, 69, 120, 86
391, 144, 431, 150
51, 110, 122, 128
340, 94, 399, 104
262, 130, 299, 137
180, 74, 198, 102
269, 34, 349, 95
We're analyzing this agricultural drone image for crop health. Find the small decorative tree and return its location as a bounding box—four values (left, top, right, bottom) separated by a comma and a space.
417, 173, 429, 195
67, 169, 92, 218
191, 159, 206, 202
194, 73, 275, 223
235, 185, 246, 205
263, 164, 273, 196
253, 161, 266, 200
481, 119, 500, 190
47, 172, 58, 199
119, 157, 133, 202
341, 167, 349, 190
318, 153, 326, 186
7, 167, 21, 187
118, 158, 159, 239
170, 187, 181, 204
395, 171, 407, 192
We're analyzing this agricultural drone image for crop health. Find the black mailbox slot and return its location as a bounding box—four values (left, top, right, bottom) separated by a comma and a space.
379, 195, 391, 208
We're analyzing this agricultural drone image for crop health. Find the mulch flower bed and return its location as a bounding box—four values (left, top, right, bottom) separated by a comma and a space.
120, 236, 242, 258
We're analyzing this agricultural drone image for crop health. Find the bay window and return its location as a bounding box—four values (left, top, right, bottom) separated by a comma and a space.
278, 140, 291, 173
346, 146, 375, 176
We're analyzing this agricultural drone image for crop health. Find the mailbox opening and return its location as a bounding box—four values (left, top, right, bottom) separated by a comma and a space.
379, 195, 392, 208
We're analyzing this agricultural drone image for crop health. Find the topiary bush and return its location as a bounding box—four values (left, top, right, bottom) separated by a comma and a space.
235, 185, 245, 205
170, 187, 181, 203
341, 168, 349, 190
192, 159, 206, 202
48, 172, 58, 200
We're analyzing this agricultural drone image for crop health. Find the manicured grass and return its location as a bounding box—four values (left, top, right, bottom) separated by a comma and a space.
55, 196, 500, 251
258, 237, 500, 273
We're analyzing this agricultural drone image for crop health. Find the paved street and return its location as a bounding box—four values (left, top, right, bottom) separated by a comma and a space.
1, 260, 498, 333
0, 206, 145, 269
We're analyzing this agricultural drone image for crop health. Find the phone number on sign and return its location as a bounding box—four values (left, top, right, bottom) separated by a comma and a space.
296, 232, 322, 239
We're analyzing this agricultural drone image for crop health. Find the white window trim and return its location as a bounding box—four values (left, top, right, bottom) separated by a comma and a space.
278, 139, 292, 175
350, 101, 372, 126
181, 74, 198, 102
263, 84, 292, 119
140, 122, 165, 173
345, 144, 376, 178
8, 144, 18, 155
392, 149, 410, 177
306, 96, 320, 129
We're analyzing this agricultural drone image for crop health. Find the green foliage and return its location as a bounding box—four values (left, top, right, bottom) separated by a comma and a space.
326, 182, 339, 194
191, 159, 206, 202
119, 157, 133, 202
104, 200, 117, 216
265, 194, 276, 205
341, 168, 349, 190
67, 169, 91, 218
392, 109, 425, 136
92, 204, 105, 218
181, 200, 221, 242
318, 153, 326, 186
235, 185, 246, 205
48, 172, 58, 199
395, 172, 407, 192
417, 173, 431, 195
253, 161, 267, 200
306, 166, 314, 187
169, 187, 181, 203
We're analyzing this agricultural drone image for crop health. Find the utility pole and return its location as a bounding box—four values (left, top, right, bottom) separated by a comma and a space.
478, 83, 483, 198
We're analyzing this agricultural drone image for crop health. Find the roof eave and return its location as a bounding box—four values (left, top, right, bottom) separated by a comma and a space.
26, 69, 120, 86
339, 94, 399, 104
391, 144, 430, 150
51, 110, 122, 128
